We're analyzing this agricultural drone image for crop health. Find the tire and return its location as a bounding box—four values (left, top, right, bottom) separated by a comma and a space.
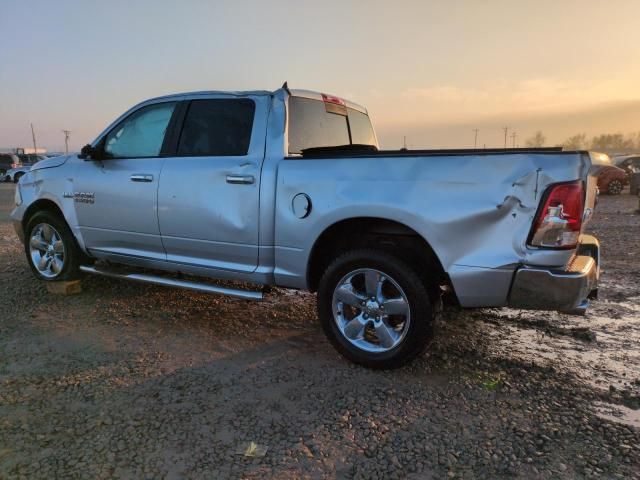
607, 179, 623, 195
317, 249, 437, 369
13, 172, 23, 183
24, 210, 82, 282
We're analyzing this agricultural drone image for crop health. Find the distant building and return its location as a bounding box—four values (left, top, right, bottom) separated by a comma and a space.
0, 147, 47, 154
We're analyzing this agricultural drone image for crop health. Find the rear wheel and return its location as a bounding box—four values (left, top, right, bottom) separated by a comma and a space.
317, 249, 437, 369
25, 211, 81, 281
607, 179, 623, 195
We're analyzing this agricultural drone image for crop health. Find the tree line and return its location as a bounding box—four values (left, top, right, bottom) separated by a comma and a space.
523, 131, 640, 150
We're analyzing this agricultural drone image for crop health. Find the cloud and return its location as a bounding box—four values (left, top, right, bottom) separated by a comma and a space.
402, 86, 490, 103
374, 98, 640, 149
368, 76, 640, 126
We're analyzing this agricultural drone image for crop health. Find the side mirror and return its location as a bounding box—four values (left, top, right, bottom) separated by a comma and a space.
79, 144, 102, 161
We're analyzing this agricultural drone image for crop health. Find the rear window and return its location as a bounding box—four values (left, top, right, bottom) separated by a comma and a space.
288, 97, 376, 154
177, 99, 255, 157
348, 108, 377, 146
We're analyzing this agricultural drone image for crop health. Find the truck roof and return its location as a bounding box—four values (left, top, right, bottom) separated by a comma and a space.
142, 88, 368, 114
287, 89, 368, 114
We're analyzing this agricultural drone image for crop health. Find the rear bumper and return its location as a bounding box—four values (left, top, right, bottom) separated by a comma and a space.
508, 234, 599, 312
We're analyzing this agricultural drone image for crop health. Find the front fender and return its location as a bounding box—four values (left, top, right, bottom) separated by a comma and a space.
11, 169, 89, 253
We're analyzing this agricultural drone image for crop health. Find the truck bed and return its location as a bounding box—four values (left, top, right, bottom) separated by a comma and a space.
296, 146, 583, 159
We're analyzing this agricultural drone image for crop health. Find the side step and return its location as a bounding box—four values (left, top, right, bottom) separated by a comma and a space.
79, 265, 263, 300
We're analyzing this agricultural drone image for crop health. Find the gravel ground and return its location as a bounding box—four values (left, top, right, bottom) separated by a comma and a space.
1, 182, 639, 479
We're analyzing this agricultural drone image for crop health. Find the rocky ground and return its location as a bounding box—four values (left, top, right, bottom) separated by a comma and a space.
0, 183, 639, 479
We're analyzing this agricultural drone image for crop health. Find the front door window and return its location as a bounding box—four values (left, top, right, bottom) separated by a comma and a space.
104, 102, 176, 158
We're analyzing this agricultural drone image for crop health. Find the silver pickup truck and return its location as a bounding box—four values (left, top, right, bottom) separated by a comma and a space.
11, 86, 603, 368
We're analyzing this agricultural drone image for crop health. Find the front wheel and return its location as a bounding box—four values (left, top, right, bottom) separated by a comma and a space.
24, 211, 82, 281
317, 249, 437, 369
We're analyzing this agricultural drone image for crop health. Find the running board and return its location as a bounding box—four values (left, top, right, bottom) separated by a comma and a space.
79, 265, 263, 300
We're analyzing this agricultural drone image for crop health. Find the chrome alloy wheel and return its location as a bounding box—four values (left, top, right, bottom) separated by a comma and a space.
332, 268, 411, 353
29, 223, 66, 279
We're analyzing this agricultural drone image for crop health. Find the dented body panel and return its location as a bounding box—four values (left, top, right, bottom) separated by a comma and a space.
11, 87, 602, 310
274, 151, 596, 307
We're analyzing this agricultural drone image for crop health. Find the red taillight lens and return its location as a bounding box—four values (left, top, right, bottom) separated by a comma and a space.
529, 181, 584, 249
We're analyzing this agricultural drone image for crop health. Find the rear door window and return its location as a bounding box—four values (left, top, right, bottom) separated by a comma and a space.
177, 99, 255, 157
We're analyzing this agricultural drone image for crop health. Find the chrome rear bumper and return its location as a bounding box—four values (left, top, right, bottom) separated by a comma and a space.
508, 234, 599, 312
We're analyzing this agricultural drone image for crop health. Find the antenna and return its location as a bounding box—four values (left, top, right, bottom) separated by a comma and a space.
62, 130, 71, 154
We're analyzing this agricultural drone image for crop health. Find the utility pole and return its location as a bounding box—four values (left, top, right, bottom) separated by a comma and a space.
510, 131, 517, 148
30, 123, 38, 155
402, 136, 407, 149
502, 126, 509, 148
62, 130, 71, 154
473, 128, 479, 148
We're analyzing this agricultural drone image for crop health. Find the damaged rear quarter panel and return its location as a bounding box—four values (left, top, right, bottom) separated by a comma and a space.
274, 152, 586, 306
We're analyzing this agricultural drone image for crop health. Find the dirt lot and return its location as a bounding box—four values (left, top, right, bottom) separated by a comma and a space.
1, 182, 639, 479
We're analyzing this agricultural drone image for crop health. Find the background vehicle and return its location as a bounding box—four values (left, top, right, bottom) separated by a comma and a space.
17, 154, 46, 164
10, 87, 604, 368
596, 165, 628, 194
614, 155, 640, 177
4, 165, 33, 183
614, 154, 640, 168
0, 153, 21, 177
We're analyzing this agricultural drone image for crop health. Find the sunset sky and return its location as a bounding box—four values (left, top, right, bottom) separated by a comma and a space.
2, 0, 640, 151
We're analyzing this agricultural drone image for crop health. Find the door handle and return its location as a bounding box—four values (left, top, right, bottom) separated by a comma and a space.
130, 174, 154, 182
226, 174, 255, 185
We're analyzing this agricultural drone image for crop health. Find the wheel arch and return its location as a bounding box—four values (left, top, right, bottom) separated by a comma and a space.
306, 216, 452, 300
21, 198, 92, 262
22, 198, 66, 231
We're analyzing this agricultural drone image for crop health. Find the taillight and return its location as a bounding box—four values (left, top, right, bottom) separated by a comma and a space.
529, 181, 584, 249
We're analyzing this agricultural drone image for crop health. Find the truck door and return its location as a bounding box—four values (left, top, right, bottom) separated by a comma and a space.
157, 96, 268, 272
73, 101, 177, 261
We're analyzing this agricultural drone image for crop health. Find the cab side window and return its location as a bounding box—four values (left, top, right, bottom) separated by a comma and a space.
177, 99, 255, 157
104, 102, 176, 158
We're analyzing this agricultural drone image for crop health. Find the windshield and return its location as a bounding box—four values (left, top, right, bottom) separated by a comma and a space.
287, 96, 377, 154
